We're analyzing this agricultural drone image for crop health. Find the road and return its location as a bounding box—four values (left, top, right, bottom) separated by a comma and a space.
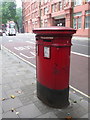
2, 33, 36, 67
1, 33, 89, 98
71, 37, 89, 56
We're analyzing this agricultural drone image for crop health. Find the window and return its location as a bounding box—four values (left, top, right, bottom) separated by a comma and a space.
44, 7, 49, 15
59, 2, 62, 11
35, 11, 37, 17
34, 2, 37, 9
31, 2, 37, 10
31, 3, 34, 10
52, 4, 56, 13
41, 0, 43, 5
40, 9, 43, 16
44, 0, 48, 3
85, 10, 90, 28
73, 12, 82, 29
32, 22, 35, 25
86, 0, 90, 2
74, 0, 82, 6
73, 18, 77, 29
44, 19, 48, 27
85, 16, 90, 28
77, 17, 81, 29
32, 22, 35, 29
64, 0, 69, 7
40, 20, 43, 27
52, 4, 54, 13
32, 13, 35, 18
86, 10, 90, 15
74, 12, 82, 17
35, 21, 38, 28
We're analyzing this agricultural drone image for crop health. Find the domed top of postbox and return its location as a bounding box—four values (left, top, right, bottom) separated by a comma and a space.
33, 26, 76, 36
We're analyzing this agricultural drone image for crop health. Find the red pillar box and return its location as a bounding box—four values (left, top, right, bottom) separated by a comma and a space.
33, 27, 76, 108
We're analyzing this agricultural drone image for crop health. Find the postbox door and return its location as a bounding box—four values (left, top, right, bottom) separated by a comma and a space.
36, 42, 71, 90
53, 46, 71, 90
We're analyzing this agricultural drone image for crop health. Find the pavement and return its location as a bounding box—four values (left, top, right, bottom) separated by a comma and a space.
0, 47, 89, 119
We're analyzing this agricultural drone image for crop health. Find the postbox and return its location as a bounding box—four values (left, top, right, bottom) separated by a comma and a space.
33, 27, 76, 108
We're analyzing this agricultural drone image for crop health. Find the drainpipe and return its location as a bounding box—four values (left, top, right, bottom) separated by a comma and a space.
71, 1, 74, 28
39, 0, 41, 28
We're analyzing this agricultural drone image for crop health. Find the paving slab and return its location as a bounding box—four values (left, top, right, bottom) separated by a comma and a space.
2, 97, 23, 112
2, 91, 8, 99
34, 100, 55, 114
3, 111, 19, 118
2, 84, 12, 91
16, 103, 42, 118
81, 113, 88, 118
37, 112, 58, 118
9, 80, 25, 89
5, 88, 24, 98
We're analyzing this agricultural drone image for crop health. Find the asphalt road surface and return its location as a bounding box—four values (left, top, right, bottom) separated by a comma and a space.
1, 33, 89, 98
71, 37, 89, 56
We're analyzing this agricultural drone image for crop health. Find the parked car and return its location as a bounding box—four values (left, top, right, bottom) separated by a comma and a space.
0, 29, 3, 36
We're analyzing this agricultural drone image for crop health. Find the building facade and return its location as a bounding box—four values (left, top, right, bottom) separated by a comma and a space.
22, 0, 90, 37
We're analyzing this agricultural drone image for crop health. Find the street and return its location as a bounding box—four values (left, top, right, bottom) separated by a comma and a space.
72, 37, 89, 56
1, 33, 89, 97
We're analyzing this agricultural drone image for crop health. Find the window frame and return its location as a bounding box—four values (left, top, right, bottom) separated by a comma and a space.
52, 4, 57, 13
73, 12, 82, 29
59, 2, 62, 11
77, 17, 82, 29
44, 7, 49, 15
85, 10, 90, 29
85, 15, 90, 29
74, 0, 82, 6
73, 18, 77, 29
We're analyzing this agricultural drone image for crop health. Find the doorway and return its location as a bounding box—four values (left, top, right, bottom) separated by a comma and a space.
54, 18, 65, 27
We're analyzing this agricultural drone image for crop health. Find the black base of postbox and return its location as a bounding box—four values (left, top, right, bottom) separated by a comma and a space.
37, 81, 70, 108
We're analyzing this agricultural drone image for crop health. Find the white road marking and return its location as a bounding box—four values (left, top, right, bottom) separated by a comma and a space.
14, 46, 33, 51
24, 46, 31, 49
20, 53, 35, 59
31, 38, 34, 40
9, 40, 13, 42
26, 41, 35, 44
30, 52, 36, 56
14, 47, 25, 51
70, 85, 90, 99
73, 43, 88, 47
1, 44, 2, 49
71, 51, 89, 57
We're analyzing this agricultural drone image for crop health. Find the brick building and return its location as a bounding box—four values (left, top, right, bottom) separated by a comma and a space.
22, 0, 90, 37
